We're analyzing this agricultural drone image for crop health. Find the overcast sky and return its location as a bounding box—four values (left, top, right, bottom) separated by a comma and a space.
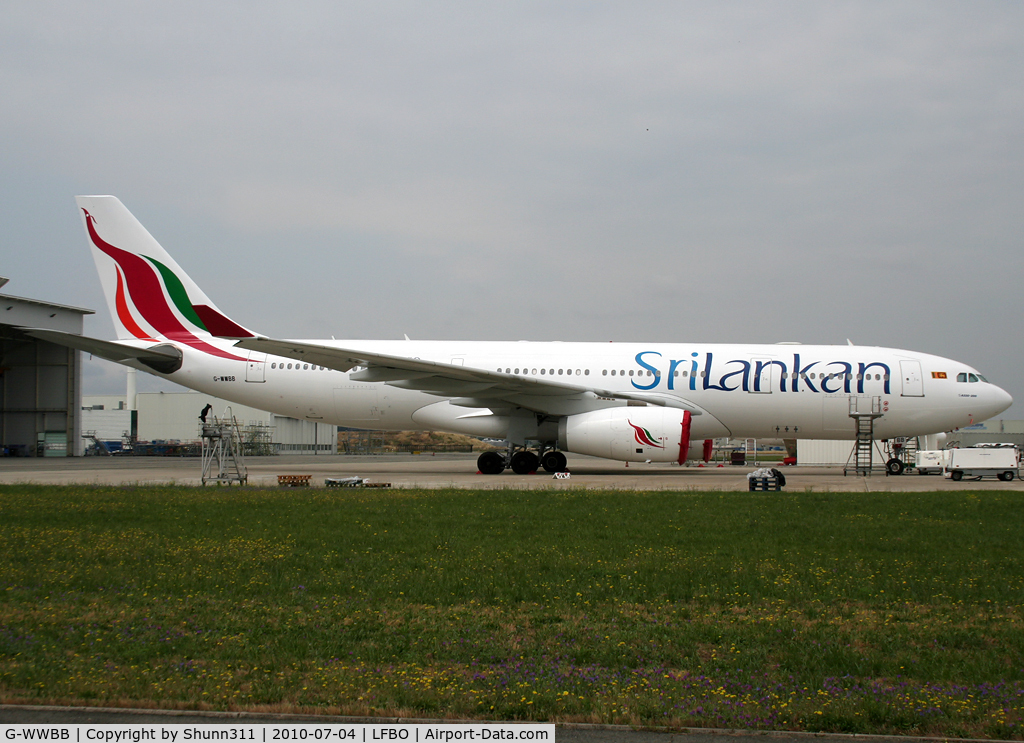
3, 2, 1022, 414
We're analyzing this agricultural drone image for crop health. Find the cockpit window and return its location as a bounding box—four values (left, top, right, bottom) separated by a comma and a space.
968, 373, 979, 383
977, 374, 989, 383
957, 373, 967, 382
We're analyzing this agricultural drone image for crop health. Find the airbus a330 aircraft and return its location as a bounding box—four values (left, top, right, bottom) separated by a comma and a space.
29, 196, 1013, 474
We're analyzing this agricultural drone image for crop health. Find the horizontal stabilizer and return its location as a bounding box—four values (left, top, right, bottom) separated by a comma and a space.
23, 328, 183, 374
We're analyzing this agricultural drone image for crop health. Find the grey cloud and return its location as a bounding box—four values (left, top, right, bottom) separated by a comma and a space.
1, 1, 1021, 406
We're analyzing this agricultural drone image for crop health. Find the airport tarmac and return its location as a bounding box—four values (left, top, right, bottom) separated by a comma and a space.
1, 453, 1023, 491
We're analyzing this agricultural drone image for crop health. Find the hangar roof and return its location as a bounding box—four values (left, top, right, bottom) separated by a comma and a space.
1, 292, 94, 335
0, 293, 94, 316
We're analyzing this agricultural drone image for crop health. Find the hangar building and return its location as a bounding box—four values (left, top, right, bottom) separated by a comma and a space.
1, 279, 93, 457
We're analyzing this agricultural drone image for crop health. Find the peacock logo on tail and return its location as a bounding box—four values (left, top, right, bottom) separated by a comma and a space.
82, 208, 249, 361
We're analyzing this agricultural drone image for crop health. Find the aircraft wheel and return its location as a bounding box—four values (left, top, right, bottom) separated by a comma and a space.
885, 458, 905, 476
541, 450, 568, 473
477, 451, 506, 475
510, 450, 539, 475
950, 470, 963, 481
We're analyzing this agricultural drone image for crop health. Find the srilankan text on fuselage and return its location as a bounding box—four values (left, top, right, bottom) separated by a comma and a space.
628, 350, 898, 395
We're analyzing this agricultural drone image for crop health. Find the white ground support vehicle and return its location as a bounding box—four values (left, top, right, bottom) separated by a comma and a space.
915, 449, 951, 475
943, 445, 1020, 481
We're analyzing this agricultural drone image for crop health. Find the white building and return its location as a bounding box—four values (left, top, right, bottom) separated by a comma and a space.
796, 439, 867, 466
82, 391, 336, 454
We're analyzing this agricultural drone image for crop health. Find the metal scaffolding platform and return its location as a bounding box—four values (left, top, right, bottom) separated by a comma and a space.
200, 411, 248, 485
844, 396, 883, 476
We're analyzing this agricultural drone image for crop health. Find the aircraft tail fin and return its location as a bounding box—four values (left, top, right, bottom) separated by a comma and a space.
75, 196, 256, 344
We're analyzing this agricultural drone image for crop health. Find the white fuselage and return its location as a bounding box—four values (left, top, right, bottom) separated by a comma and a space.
139, 338, 1011, 443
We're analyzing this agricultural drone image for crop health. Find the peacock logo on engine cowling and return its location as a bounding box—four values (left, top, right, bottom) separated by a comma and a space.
628, 420, 665, 448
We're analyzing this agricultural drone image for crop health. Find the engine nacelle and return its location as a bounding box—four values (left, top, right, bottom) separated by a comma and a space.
559, 406, 706, 463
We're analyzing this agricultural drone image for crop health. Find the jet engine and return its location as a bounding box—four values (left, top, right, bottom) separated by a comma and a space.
558, 406, 716, 463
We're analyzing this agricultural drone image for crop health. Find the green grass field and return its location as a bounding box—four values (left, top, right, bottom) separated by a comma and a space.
1, 485, 1022, 737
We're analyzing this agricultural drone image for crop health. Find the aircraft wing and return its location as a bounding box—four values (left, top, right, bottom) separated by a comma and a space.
233, 336, 701, 416
22, 328, 183, 373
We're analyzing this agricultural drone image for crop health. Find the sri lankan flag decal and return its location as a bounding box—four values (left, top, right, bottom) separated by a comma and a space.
931, 371, 947, 379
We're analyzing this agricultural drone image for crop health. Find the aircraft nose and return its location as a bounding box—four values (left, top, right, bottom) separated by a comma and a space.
985, 384, 1014, 418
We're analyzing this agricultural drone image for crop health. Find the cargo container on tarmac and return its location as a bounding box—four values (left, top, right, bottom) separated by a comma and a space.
944, 445, 1019, 481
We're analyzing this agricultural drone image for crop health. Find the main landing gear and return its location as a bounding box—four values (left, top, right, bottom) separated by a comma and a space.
476, 451, 505, 475
540, 449, 568, 473
477, 446, 567, 475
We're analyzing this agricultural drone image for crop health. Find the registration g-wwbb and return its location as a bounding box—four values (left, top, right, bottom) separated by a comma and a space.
6, 730, 70, 740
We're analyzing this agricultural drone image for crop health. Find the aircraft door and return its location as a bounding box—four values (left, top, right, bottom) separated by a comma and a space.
900, 360, 924, 397
246, 351, 267, 383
